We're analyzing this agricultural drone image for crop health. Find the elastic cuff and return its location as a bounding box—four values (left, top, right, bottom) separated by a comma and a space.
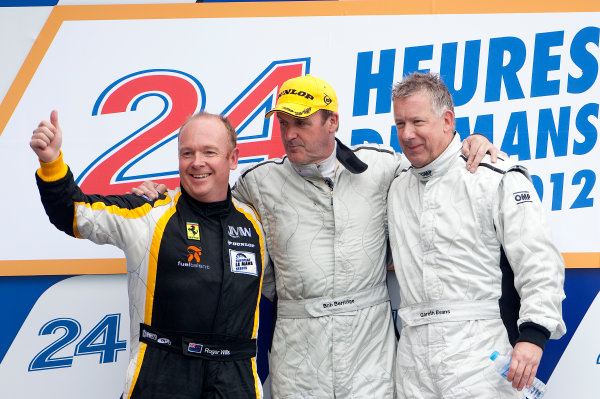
37, 151, 68, 182
517, 322, 551, 350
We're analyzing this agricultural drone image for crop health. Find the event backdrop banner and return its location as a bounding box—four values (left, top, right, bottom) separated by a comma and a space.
0, 1, 599, 398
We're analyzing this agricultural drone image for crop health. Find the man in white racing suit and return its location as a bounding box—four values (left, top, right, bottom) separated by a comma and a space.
134, 75, 500, 398
388, 72, 566, 398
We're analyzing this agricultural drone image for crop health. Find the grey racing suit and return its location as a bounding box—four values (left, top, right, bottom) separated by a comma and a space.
388, 134, 566, 398
233, 138, 403, 398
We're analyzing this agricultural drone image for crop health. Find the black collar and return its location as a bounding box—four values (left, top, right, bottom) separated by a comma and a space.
179, 185, 232, 216
335, 138, 368, 174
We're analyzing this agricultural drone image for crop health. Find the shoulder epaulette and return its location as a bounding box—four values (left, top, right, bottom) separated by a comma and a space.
238, 156, 287, 179
459, 154, 530, 179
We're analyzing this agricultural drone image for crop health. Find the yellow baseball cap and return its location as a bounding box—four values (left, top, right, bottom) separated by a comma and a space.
265, 75, 338, 119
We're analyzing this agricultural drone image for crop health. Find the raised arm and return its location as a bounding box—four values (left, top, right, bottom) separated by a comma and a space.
31, 111, 152, 247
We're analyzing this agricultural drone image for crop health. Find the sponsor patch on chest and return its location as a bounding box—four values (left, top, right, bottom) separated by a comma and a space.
229, 250, 258, 276
186, 222, 200, 241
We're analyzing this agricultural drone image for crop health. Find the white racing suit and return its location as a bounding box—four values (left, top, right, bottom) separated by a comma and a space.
234, 139, 402, 398
388, 134, 566, 398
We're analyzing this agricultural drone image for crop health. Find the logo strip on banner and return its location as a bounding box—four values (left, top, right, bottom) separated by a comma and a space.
562, 253, 600, 269
0, 259, 126, 276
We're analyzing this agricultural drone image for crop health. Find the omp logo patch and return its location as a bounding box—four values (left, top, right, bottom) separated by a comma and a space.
419, 170, 432, 178
513, 191, 532, 204
229, 250, 258, 276
187, 222, 200, 240
187, 246, 202, 262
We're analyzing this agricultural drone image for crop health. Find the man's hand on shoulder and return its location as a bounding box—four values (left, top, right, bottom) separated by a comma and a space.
461, 133, 506, 173
130, 181, 168, 200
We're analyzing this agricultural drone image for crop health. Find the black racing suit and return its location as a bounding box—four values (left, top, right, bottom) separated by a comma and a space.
35, 153, 270, 399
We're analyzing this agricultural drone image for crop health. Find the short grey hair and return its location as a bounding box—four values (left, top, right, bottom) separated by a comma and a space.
392, 72, 454, 117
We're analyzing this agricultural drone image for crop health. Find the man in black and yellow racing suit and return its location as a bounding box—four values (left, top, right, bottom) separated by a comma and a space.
30, 110, 273, 399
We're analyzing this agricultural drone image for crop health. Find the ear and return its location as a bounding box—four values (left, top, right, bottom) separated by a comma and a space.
328, 112, 339, 134
229, 147, 240, 170
442, 109, 455, 134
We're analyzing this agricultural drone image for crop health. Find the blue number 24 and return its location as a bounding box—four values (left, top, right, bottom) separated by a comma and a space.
29, 314, 127, 372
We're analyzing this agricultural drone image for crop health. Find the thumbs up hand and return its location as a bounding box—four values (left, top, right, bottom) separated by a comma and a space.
30, 110, 63, 163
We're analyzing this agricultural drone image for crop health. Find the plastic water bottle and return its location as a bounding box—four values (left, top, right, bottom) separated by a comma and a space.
489, 351, 547, 399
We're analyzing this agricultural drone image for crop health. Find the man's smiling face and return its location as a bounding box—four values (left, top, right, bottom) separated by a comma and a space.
178, 115, 238, 202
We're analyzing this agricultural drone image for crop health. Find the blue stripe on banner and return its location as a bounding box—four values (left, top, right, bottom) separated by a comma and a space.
0, 0, 58, 6
537, 268, 600, 382
0, 275, 72, 364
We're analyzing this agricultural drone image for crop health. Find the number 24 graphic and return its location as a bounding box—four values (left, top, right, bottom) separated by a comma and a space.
76, 60, 306, 194
29, 314, 126, 371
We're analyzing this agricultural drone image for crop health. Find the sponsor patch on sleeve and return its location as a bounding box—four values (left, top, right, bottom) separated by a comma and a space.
229, 250, 258, 276
513, 190, 532, 204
